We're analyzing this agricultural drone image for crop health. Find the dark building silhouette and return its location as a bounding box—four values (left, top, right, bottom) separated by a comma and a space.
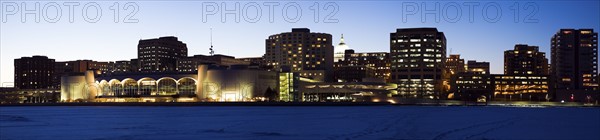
138, 36, 188, 72
451, 60, 492, 101
130, 59, 140, 72
551, 29, 598, 91
265, 28, 333, 81
236, 57, 271, 69
333, 64, 376, 82
112, 60, 136, 73
334, 49, 390, 82
504, 44, 549, 75
177, 54, 249, 72
57, 60, 111, 73
14, 56, 56, 89
390, 28, 446, 98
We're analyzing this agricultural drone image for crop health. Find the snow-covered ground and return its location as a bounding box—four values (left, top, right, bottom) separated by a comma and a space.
1, 106, 598, 140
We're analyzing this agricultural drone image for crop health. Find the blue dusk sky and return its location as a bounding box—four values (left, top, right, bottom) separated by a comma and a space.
1, 0, 599, 85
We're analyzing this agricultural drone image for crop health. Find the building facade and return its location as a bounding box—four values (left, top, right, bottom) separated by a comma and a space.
504, 44, 549, 75
333, 65, 376, 82
138, 36, 188, 72
390, 28, 447, 98
446, 54, 465, 74
265, 28, 334, 81
451, 61, 492, 101
14, 56, 56, 89
494, 45, 550, 101
112, 60, 132, 73
299, 82, 397, 102
334, 49, 390, 82
177, 54, 249, 72
551, 29, 598, 91
61, 65, 278, 102
491, 75, 549, 101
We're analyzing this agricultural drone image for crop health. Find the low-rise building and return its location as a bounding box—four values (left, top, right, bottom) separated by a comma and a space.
491, 75, 549, 101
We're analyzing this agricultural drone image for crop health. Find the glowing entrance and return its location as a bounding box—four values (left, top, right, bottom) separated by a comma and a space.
223, 92, 237, 102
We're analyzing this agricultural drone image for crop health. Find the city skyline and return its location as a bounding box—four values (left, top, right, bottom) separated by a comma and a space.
2, 1, 599, 140
1, 1, 599, 85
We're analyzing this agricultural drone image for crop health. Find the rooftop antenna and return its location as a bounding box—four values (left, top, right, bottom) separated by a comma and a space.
209, 28, 215, 56
449, 48, 453, 55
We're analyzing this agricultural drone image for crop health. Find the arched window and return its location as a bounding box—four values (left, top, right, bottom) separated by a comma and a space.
157, 78, 177, 95
138, 78, 156, 96
109, 79, 122, 96
178, 77, 196, 95
99, 80, 109, 96
122, 79, 138, 96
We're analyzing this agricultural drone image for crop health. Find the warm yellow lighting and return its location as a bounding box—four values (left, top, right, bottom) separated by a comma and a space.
387, 99, 396, 104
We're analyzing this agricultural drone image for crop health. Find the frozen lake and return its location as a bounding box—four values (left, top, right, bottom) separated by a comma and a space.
1, 106, 599, 140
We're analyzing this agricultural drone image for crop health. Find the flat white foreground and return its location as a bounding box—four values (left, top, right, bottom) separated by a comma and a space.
1, 106, 598, 140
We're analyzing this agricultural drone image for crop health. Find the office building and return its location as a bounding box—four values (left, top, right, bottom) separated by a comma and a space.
446, 54, 465, 74
14, 56, 56, 89
390, 28, 446, 98
504, 44, 549, 75
265, 28, 334, 81
451, 61, 492, 101
138, 36, 188, 72
491, 75, 549, 101
551, 29, 598, 91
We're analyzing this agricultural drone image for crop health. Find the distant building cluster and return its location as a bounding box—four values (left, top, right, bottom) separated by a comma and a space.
1, 28, 598, 104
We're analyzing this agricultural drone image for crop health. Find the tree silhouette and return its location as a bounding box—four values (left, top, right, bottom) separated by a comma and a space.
264, 87, 278, 102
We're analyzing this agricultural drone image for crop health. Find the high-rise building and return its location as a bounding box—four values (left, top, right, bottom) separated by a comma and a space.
265, 28, 333, 81
390, 28, 446, 98
14, 56, 56, 89
494, 45, 550, 101
504, 44, 549, 75
334, 49, 390, 82
551, 29, 598, 91
334, 34, 350, 62
138, 36, 188, 72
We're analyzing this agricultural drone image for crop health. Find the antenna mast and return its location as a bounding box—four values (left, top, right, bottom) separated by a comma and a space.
209, 28, 214, 56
